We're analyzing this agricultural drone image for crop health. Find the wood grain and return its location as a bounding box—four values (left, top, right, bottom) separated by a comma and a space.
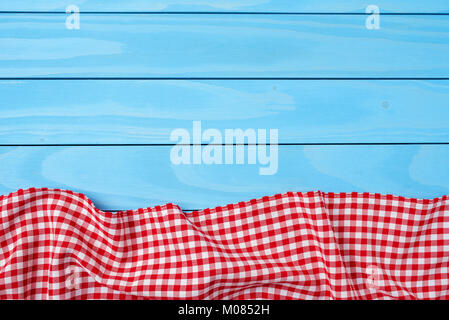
1, 14, 449, 77
1, 1, 447, 13
0, 145, 447, 210
1, 80, 449, 144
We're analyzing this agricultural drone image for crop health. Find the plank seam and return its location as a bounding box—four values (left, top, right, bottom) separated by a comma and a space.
1, 143, 449, 147
0, 11, 448, 15
1, 78, 449, 81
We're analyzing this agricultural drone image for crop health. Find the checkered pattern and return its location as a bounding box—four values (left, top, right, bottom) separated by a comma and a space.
1, 188, 448, 300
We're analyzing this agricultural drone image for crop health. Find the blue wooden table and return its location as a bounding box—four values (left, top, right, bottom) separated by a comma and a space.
1, 1, 448, 211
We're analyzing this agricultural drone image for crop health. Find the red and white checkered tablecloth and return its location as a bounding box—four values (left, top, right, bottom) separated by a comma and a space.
0, 188, 448, 300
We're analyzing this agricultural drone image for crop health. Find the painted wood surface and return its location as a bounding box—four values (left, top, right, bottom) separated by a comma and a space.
0, 145, 448, 211
1, 7, 449, 211
1, 80, 449, 144
1, 1, 448, 13
1, 14, 449, 78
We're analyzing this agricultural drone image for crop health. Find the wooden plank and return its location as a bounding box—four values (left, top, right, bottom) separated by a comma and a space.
0, 145, 447, 210
1, 14, 449, 77
1, 80, 449, 144
1, 1, 447, 13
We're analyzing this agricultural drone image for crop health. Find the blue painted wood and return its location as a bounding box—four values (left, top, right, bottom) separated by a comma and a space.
0, 145, 448, 210
1, 14, 449, 77
1, 80, 449, 144
1, 1, 448, 13
1, 10, 448, 211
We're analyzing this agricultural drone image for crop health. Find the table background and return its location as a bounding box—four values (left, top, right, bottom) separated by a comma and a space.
1, 1, 448, 211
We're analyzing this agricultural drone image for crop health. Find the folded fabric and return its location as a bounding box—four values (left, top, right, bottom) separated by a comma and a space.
0, 188, 448, 300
